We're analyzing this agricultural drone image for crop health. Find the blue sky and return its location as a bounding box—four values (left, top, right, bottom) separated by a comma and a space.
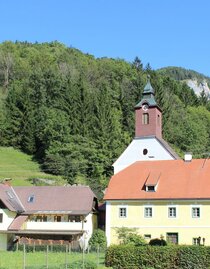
1, 0, 210, 76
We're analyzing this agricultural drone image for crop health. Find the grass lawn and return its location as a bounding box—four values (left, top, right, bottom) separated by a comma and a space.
0, 147, 64, 186
0, 250, 110, 269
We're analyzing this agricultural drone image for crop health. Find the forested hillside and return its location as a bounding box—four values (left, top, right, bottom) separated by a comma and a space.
157, 66, 210, 85
0, 41, 210, 198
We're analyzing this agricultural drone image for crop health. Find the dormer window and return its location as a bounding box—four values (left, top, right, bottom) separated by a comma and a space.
146, 185, 156, 192
145, 171, 160, 192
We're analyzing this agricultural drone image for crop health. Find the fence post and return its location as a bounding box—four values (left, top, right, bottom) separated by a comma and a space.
64, 244, 68, 269
82, 247, 85, 269
97, 244, 99, 267
23, 244, 26, 269
46, 245, 49, 269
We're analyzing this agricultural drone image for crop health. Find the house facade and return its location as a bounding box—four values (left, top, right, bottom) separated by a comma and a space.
105, 159, 210, 246
105, 78, 210, 246
0, 184, 98, 250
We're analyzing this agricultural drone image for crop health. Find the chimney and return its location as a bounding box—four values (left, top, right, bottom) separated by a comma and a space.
184, 153, 192, 162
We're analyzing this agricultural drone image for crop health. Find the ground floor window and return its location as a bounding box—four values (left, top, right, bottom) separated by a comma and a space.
144, 234, 151, 240
193, 237, 201, 245
166, 233, 178, 244
0, 213, 3, 223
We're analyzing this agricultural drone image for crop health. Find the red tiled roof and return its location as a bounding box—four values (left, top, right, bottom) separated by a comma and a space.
104, 159, 210, 200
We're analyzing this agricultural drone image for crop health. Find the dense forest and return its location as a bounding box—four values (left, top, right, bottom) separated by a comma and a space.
0, 41, 210, 198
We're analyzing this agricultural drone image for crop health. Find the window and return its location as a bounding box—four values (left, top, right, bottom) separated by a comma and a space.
36, 216, 42, 222
146, 185, 155, 192
157, 114, 160, 125
144, 234, 151, 240
142, 113, 149, 125
192, 207, 200, 218
0, 213, 3, 223
119, 207, 127, 218
68, 215, 81, 222
54, 215, 62, 222
167, 233, 178, 244
193, 237, 201, 245
144, 207, 152, 218
168, 207, 176, 218
143, 148, 148, 155
28, 195, 34, 203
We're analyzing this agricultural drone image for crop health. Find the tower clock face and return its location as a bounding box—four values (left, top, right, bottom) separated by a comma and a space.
142, 104, 149, 111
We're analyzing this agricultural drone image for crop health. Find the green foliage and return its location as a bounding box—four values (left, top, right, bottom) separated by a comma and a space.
105, 245, 210, 269
0, 147, 63, 185
157, 66, 210, 85
115, 227, 147, 246
149, 238, 167, 246
125, 233, 147, 246
69, 261, 97, 269
0, 41, 210, 195
89, 229, 107, 249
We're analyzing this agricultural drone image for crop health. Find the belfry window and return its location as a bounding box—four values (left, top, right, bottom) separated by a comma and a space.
142, 113, 149, 125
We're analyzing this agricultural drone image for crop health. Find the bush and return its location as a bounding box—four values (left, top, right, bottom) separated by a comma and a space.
115, 227, 147, 246
89, 229, 107, 249
177, 246, 210, 269
105, 245, 210, 269
149, 238, 167, 246
125, 233, 147, 246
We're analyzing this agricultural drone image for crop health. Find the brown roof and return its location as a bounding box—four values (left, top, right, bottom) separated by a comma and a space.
0, 185, 96, 214
104, 159, 210, 200
14, 186, 96, 214
8, 215, 28, 231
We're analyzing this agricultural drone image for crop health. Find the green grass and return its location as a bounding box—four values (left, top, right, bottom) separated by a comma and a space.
0, 147, 65, 186
0, 250, 110, 269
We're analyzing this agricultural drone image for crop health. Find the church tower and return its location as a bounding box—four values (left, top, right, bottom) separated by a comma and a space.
112, 76, 179, 174
135, 76, 162, 139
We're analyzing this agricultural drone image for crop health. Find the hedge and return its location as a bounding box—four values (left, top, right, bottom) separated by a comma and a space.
105, 245, 210, 269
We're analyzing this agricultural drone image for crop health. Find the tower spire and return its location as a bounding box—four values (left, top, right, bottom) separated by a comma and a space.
135, 77, 162, 139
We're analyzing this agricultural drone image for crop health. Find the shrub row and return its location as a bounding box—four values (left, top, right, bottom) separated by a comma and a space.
105, 245, 210, 269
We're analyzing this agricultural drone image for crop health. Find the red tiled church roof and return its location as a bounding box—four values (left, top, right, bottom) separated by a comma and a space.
104, 159, 210, 200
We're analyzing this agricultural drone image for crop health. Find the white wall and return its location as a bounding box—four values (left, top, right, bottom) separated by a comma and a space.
0, 209, 16, 231
0, 234, 8, 250
113, 137, 175, 174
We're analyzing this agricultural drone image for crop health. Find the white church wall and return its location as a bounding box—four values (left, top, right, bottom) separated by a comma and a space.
113, 137, 175, 174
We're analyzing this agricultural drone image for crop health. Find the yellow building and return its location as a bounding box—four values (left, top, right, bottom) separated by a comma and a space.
104, 159, 210, 246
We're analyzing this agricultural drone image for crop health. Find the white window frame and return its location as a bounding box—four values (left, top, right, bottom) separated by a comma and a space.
168, 206, 177, 218
118, 206, 127, 218
191, 206, 201, 218
144, 206, 153, 218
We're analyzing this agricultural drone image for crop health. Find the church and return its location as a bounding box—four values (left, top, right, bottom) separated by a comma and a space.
113, 77, 179, 174
104, 78, 210, 246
